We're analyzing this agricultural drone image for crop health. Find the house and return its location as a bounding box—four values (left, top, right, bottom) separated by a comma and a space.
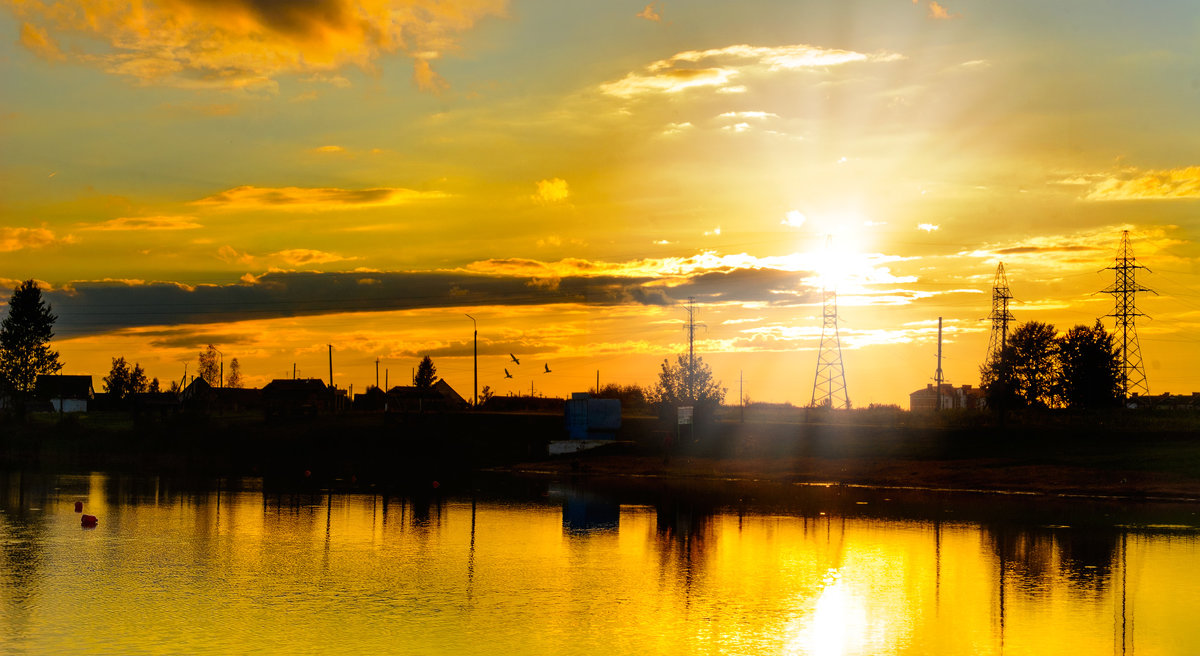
385, 379, 468, 414
910, 383, 986, 411
35, 375, 95, 413
263, 378, 337, 417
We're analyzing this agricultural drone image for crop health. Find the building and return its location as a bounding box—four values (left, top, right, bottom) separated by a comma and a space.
909, 383, 985, 411
385, 379, 468, 414
262, 378, 336, 417
35, 375, 95, 413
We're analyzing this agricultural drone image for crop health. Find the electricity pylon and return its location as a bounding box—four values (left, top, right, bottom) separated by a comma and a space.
985, 262, 1014, 367
811, 237, 850, 409
1102, 230, 1155, 399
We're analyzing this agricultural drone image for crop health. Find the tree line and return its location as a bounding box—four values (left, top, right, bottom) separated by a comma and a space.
982, 320, 1123, 411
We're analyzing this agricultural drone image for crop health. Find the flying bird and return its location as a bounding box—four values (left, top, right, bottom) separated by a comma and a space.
504, 368, 513, 379
544, 363, 552, 374
509, 353, 520, 365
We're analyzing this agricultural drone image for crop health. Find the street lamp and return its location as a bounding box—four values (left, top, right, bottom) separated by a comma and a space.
465, 314, 477, 408
213, 346, 224, 388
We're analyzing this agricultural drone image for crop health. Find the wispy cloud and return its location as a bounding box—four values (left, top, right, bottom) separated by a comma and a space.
927, 2, 959, 20
81, 216, 203, 231
1082, 166, 1200, 201
273, 249, 354, 266
600, 43, 902, 99
636, 3, 662, 22
0, 226, 73, 252
533, 178, 570, 204
10, 0, 506, 92
195, 185, 448, 211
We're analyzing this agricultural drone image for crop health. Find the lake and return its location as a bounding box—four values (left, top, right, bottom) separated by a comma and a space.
2, 471, 1198, 655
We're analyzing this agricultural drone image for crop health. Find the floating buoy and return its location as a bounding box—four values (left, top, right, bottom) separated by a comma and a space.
304, 469, 312, 478
81, 514, 98, 527
74, 501, 83, 513
431, 480, 440, 489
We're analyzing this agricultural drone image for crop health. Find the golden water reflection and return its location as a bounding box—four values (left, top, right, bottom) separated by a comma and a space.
1, 472, 1198, 655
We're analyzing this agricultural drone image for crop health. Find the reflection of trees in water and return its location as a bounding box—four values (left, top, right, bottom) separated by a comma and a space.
0, 472, 51, 627
985, 523, 1119, 594
653, 500, 715, 598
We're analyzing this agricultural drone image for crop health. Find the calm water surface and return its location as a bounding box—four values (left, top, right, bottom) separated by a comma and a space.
2, 472, 1199, 655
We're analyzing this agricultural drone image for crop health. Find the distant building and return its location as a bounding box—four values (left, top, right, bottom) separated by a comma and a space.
263, 378, 334, 417
36, 375, 95, 413
910, 383, 985, 412
385, 379, 468, 414
564, 392, 622, 440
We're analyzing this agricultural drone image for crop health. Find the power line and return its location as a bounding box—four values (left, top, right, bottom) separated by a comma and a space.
1102, 230, 1156, 399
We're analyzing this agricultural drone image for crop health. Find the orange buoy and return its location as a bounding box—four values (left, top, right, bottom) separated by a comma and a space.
74, 501, 83, 512
431, 480, 440, 489
81, 514, 98, 527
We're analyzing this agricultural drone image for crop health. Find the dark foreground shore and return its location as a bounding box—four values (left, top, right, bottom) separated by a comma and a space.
3, 410, 1200, 501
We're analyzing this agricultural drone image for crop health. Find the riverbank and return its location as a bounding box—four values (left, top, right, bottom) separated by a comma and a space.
3, 409, 1200, 501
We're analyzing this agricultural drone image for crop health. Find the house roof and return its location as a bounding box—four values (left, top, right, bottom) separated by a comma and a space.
36, 375, 94, 399
263, 378, 328, 394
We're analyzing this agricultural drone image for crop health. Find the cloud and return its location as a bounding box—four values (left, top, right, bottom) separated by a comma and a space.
717, 111, 778, 120
600, 43, 902, 99
217, 245, 256, 265
19, 22, 65, 61
636, 3, 662, 22
273, 249, 354, 266
9, 0, 506, 92
533, 178, 570, 204
81, 216, 203, 231
0, 226, 72, 252
917, 223, 939, 232
928, 2, 959, 19
1082, 166, 1200, 201
782, 211, 806, 228
195, 185, 448, 211
312, 145, 345, 153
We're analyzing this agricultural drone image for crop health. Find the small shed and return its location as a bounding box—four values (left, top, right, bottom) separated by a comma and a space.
564, 392, 621, 440
36, 375, 95, 413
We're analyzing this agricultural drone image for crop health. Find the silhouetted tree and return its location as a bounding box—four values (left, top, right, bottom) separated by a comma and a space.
197, 345, 219, 386
595, 382, 650, 413
415, 356, 438, 389
168, 380, 181, 394
1006, 321, 1059, 409
0, 280, 61, 405
149, 378, 161, 394
479, 384, 495, 403
103, 356, 148, 402
650, 354, 726, 421
226, 357, 243, 389
1055, 320, 1121, 409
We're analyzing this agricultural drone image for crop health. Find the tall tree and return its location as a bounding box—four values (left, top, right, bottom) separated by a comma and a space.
1056, 320, 1122, 409
1003, 321, 1059, 409
415, 356, 438, 389
0, 280, 61, 398
197, 344, 219, 386
650, 353, 726, 420
226, 357, 243, 389
103, 356, 148, 402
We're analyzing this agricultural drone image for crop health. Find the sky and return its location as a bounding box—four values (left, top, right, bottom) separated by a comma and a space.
2, 0, 1200, 406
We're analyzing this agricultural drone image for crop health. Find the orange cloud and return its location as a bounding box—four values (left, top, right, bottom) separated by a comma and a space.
0, 226, 71, 252
928, 2, 957, 19
636, 3, 662, 22
19, 22, 64, 61
9, 0, 507, 92
195, 185, 449, 211
82, 216, 203, 231
532, 178, 570, 204
273, 249, 354, 266
1084, 166, 1200, 201
600, 43, 903, 98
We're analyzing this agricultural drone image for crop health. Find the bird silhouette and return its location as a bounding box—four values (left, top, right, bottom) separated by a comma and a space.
544, 363, 552, 374
504, 368, 513, 378
509, 353, 520, 365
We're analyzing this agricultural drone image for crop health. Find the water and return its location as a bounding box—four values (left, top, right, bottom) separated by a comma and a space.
2, 472, 1199, 655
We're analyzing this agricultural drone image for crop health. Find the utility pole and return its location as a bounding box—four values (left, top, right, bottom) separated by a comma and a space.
1102, 230, 1156, 399
466, 314, 477, 408
596, 370, 599, 395
292, 363, 296, 380
935, 317, 944, 411
810, 235, 850, 409
682, 297, 704, 402
385, 369, 389, 390
740, 369, 744, 423
328, 344, 334, 390
376, 358, 380, 389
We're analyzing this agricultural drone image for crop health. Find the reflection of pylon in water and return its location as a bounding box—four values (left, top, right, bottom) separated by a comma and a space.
1102, 230, 1155, 398
810, 236, 849, 409
984, 262, 1014, 368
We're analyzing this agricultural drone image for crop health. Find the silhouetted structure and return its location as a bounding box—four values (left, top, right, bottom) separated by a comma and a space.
1102, 230, 1155, 399
811, 236, 849, 409
34, 375, 93, 413
263, 378, 331, 417
909, 383, 985, 411
386, 379, 467, 414
985, 262, 1014, 369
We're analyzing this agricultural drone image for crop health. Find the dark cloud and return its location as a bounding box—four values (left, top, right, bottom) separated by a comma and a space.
44, 266, 819, 338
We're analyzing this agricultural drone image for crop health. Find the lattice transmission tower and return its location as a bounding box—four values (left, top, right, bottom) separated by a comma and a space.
1102, 230, 1155, 398
984, 262, 1014, 367
810, 236, 850, 409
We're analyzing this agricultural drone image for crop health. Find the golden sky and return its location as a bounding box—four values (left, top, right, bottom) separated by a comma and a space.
2, 0, 1199, 405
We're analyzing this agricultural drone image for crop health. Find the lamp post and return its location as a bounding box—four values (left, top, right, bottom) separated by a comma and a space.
465, 314, 477, 408
213, 346, 224, 388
